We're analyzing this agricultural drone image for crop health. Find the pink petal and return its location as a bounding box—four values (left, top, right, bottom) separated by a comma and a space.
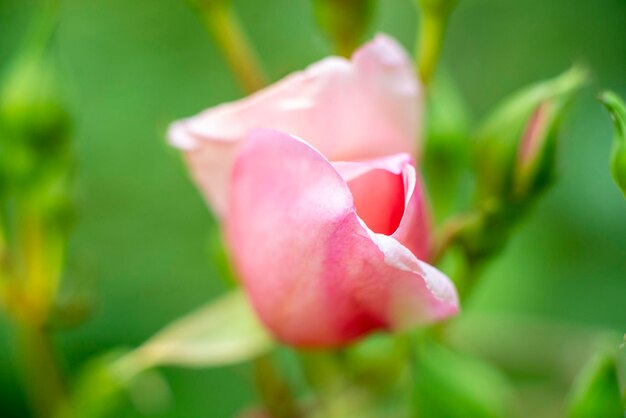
333, 155, 432, 261
169, 34, 421, 217
227, 130, 457, 347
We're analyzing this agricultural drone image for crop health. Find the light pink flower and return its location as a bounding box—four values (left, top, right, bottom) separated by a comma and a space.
227, 130, 458, 347
169, 34, 459, 347
169, 34, 421, 217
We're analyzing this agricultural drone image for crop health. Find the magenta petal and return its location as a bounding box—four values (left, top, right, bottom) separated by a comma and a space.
228, 130, 458, 347
168, 34, 421, 218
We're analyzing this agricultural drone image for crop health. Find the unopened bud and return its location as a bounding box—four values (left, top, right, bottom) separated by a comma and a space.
0, 50, 71, 193
598, 91, 626, 198
474, 66, 587, 206
313, 0, 375, 56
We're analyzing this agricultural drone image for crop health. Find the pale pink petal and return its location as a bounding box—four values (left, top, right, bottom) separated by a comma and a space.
227, 130, 457, 347
169, 34, 421, 217
333, 155, 432, 261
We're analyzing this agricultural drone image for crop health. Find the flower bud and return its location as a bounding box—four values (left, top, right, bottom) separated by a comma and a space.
0, 49, 71, 194
474, 67, 587, 206
312, 0, 376, 56
598, 91, 626, 198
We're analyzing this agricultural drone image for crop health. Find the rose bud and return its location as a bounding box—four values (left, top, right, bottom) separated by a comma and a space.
227, 130, 458, 347
169, 35, 459, 347
0, 52, 71, 194
474, 66, 587, 206
599, 91, 626, 198
459, 68, 586, 261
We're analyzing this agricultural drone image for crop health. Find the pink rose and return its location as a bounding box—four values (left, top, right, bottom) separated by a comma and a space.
169, 35, 459, 347
169, 34, 420, 217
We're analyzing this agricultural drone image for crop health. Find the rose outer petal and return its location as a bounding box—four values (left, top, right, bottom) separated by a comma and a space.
169, 34, 421, 217
227, 130, 458, 347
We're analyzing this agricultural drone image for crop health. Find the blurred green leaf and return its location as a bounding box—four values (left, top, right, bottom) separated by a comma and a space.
65, 350, 171, 418
598, 91, 626, 198
134, 289, 273, 368
63, 351, 134, 418
412, 339, 515, 418
442, 314, 618, 383
64, 291, 272, 417
567, 350, 623, 418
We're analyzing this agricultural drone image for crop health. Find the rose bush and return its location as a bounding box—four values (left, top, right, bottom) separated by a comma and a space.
169, 34, 459, 347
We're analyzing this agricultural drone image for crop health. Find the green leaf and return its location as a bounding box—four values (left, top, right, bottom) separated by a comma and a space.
599, 91, 626, 198
134, 289, 273, 368
63, 291, 272, 417
61, 351, 131, 418
567, 350, 624, 418
412, 339, 514, 418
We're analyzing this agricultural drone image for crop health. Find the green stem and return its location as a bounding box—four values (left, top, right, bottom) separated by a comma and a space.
431, 212, 481, 265
11, 213, 71, 418
335, 36, 356, 58
252, 355, 300, 418
408, 332, 425, 418
456, 253, 485, 302
15, 319, 70, 418
198, 3, 268, 94
0, 224, 6, 309
416, 10, 447, 88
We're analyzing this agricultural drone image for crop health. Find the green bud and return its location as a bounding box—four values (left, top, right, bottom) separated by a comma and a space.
474, 66, 587, 206
458, 67, 587, 261
313, 0, 376, 57
0, 0, 74, 258
598, 91, 626, 198
0, 33, 71, 196
567, 350, 623, 418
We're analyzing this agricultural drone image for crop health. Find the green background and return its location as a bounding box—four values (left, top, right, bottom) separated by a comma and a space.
0, 0, 625, 416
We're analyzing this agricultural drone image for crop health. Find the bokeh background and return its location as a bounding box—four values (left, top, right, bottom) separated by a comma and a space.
0, 0, 625, 416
